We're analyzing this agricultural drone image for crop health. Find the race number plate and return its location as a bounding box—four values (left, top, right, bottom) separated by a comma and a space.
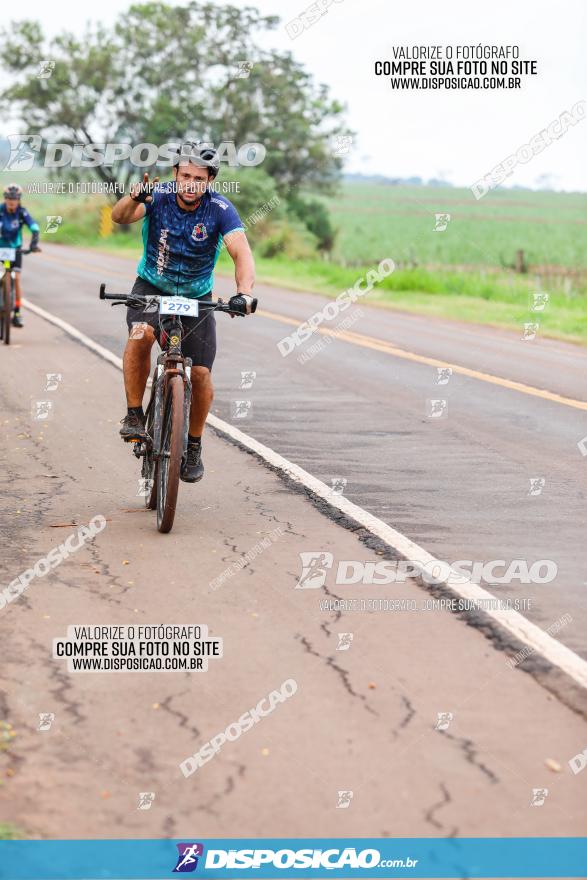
159, 296, 199, 317
0, 248, 16, 262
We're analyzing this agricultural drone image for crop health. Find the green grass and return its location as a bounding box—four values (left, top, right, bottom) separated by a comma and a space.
220, 253, 587, 344
320, 183, 587, 269
0, 823, 24, 840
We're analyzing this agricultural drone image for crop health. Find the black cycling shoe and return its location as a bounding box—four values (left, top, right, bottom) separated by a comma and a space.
12, 312, 23, 328
181, 441, 204, 483
119, 412, 147, 442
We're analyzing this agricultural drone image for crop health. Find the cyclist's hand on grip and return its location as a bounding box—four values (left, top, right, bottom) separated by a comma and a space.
228, 293, 257, 317
130, 172, 159, 204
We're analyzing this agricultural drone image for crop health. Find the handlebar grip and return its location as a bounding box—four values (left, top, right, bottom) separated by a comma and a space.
99, 284, 127, 301
250, 298, 258, 314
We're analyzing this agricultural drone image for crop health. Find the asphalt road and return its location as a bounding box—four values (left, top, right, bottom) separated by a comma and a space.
0, 306, 586, 842
18, 243, 587, 659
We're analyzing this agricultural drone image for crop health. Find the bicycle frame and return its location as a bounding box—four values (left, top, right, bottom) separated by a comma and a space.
0, 248, 20, 344
0, 246, 34, 302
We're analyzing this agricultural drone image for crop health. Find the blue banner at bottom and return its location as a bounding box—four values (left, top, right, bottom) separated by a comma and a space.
0, 838, 585, 879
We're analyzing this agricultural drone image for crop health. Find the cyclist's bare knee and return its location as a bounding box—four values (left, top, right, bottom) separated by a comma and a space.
191, 366, 213, 397
191, 366, 211, 383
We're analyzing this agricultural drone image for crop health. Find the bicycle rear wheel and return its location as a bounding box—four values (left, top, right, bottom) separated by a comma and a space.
156, 375, 184, 533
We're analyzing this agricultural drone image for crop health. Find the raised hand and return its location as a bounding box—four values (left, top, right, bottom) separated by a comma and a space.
130, 172, 160, 204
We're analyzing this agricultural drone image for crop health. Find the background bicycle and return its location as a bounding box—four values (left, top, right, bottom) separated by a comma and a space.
0, 247, 37, 345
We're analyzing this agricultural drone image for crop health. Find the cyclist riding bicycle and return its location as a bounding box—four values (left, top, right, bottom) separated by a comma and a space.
111, 141, 255, 483
0, 184, 41, 327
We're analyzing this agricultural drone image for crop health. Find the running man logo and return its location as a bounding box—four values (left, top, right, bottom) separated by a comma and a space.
240, 370, 257, 389
435, 712, 453, 731
137, 792, 156, 810
528, 477, 545, 496
45, 216, 63, 234
426, 398, 448, 419
32, 400, 54, 420
231, 400, 252, 419
130, 323, 148, 340
2, 135, 42, 171
530, 292, 549, 312
296, 552, 334, 589
234, 61, 254, 79
45, 373, 63, 391
433, 213, 451, 232
332, 135, 353, 156
37, 60, 56, 79
522, 322, 539, 341
568, 747, 587, 776
38, 713, 55, 731
173, 843, 204, 873
330, 477, 347, 496
436, 367, 452, 386
137, 478, 154, 497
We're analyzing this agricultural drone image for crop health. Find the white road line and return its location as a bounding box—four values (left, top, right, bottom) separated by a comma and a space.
23, 297, 587, 691
24, 299, 124, 371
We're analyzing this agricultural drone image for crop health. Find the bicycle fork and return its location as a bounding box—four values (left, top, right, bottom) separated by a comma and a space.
151, 356, 192, 465
133, 355, 192, 468
182, 357, 193, 465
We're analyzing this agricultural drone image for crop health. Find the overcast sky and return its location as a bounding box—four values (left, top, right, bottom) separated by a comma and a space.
6, 0, 587, 191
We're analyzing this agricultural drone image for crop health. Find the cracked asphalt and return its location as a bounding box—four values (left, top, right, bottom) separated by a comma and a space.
0, 303, 586, 841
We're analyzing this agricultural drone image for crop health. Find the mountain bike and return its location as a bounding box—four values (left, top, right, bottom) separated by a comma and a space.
0, 247, 35, 345
99, 283, 257, 533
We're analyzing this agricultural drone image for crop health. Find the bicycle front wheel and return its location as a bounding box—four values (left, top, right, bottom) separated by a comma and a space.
156, 375, 184, 533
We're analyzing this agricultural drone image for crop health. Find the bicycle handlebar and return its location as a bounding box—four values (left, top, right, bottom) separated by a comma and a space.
99, 283, 256, 316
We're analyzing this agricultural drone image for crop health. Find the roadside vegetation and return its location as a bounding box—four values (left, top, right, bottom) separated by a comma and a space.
0, 824, 24, 840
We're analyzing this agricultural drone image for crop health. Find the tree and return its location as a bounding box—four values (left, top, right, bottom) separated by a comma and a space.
287, 193, 336, 253
0, 2, 351, 199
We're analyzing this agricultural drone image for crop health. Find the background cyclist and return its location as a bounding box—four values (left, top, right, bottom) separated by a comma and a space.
0, 183, 41, 327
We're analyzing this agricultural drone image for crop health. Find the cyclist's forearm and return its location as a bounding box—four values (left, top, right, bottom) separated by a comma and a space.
234, 249, 255, 295
112, 197, 142, 224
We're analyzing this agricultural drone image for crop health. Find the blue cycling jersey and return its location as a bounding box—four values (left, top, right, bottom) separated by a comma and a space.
0, 204, 40, 248
137, 184, 244, 297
